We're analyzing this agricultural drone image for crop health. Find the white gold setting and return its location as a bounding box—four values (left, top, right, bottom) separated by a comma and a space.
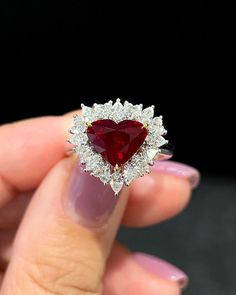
68, 99, 168, 195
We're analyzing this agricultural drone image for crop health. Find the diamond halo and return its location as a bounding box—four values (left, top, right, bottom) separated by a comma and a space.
68, 99, 168, 195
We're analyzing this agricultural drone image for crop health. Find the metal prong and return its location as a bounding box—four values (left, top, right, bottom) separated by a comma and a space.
66, 147, 76, 156
68, 129, 74, 134
114, 164, 120, 171
68, 147, 76, 154
142, 122, 148, 128
163, 129, 167, 136
86, 122, 92, 127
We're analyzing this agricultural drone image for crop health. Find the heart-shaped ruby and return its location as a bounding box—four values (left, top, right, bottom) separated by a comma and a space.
87, 119, 148, 167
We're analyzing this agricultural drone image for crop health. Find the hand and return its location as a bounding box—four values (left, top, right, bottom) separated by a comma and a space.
0, 113, 199, 295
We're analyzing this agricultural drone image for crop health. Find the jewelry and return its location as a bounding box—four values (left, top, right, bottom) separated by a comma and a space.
68, 99, 172, 194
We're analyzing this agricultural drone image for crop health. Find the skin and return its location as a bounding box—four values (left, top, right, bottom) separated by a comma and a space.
0, 112, 191, 295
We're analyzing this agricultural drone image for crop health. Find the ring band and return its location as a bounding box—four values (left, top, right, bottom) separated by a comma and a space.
158, 143, 174, 160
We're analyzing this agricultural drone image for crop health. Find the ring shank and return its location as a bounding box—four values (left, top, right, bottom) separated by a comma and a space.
155, 142, 174, 161
156, 148, 173, 160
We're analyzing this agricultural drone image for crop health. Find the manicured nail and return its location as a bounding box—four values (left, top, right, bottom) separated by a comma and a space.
152, 160, 200, 188
133, 252, 189, 289
67, 162, 119, 227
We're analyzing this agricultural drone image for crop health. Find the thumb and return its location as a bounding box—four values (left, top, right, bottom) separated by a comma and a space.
1, 157, 129, 295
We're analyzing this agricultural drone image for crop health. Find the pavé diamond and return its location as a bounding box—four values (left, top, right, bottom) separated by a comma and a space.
85, 154, 103, 172
92, 163, 111, 184
124, 163, 140, 186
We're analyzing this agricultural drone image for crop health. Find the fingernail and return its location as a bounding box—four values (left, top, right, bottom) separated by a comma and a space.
133, 252, 189, 289
67, 162, 119, 228
152, 160, 200, 189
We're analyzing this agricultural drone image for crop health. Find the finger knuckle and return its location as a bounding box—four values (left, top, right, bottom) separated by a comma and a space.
22, 254, 102, 295
18, 224, 104, 295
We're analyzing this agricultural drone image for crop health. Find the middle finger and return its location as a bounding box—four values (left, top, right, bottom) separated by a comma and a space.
122, 161, 199, 227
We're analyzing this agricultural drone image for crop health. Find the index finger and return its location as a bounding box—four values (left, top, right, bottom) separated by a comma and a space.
0, 115, 72, 205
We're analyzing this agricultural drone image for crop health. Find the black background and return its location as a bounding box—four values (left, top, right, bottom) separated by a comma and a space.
1, 1, 236, 294
1, 1, 235, 177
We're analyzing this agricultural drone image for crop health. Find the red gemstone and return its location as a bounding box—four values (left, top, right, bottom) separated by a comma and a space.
87, 119, 148, 167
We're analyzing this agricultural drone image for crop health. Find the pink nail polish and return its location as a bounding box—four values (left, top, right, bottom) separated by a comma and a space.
152, 160, 200, 188
133, 252, 189, 289
67, 162, 119, 228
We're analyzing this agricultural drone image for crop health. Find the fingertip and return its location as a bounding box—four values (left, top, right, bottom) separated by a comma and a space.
122, 171, 192, 226
104, 244, 182, 295
133, 252, 189, 289
152, 160, 200, 190
0, 116, 67, 191
155, 172, 192, 220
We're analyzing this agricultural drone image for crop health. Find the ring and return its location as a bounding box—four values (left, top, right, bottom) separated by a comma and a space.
68, 99, 173, 194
